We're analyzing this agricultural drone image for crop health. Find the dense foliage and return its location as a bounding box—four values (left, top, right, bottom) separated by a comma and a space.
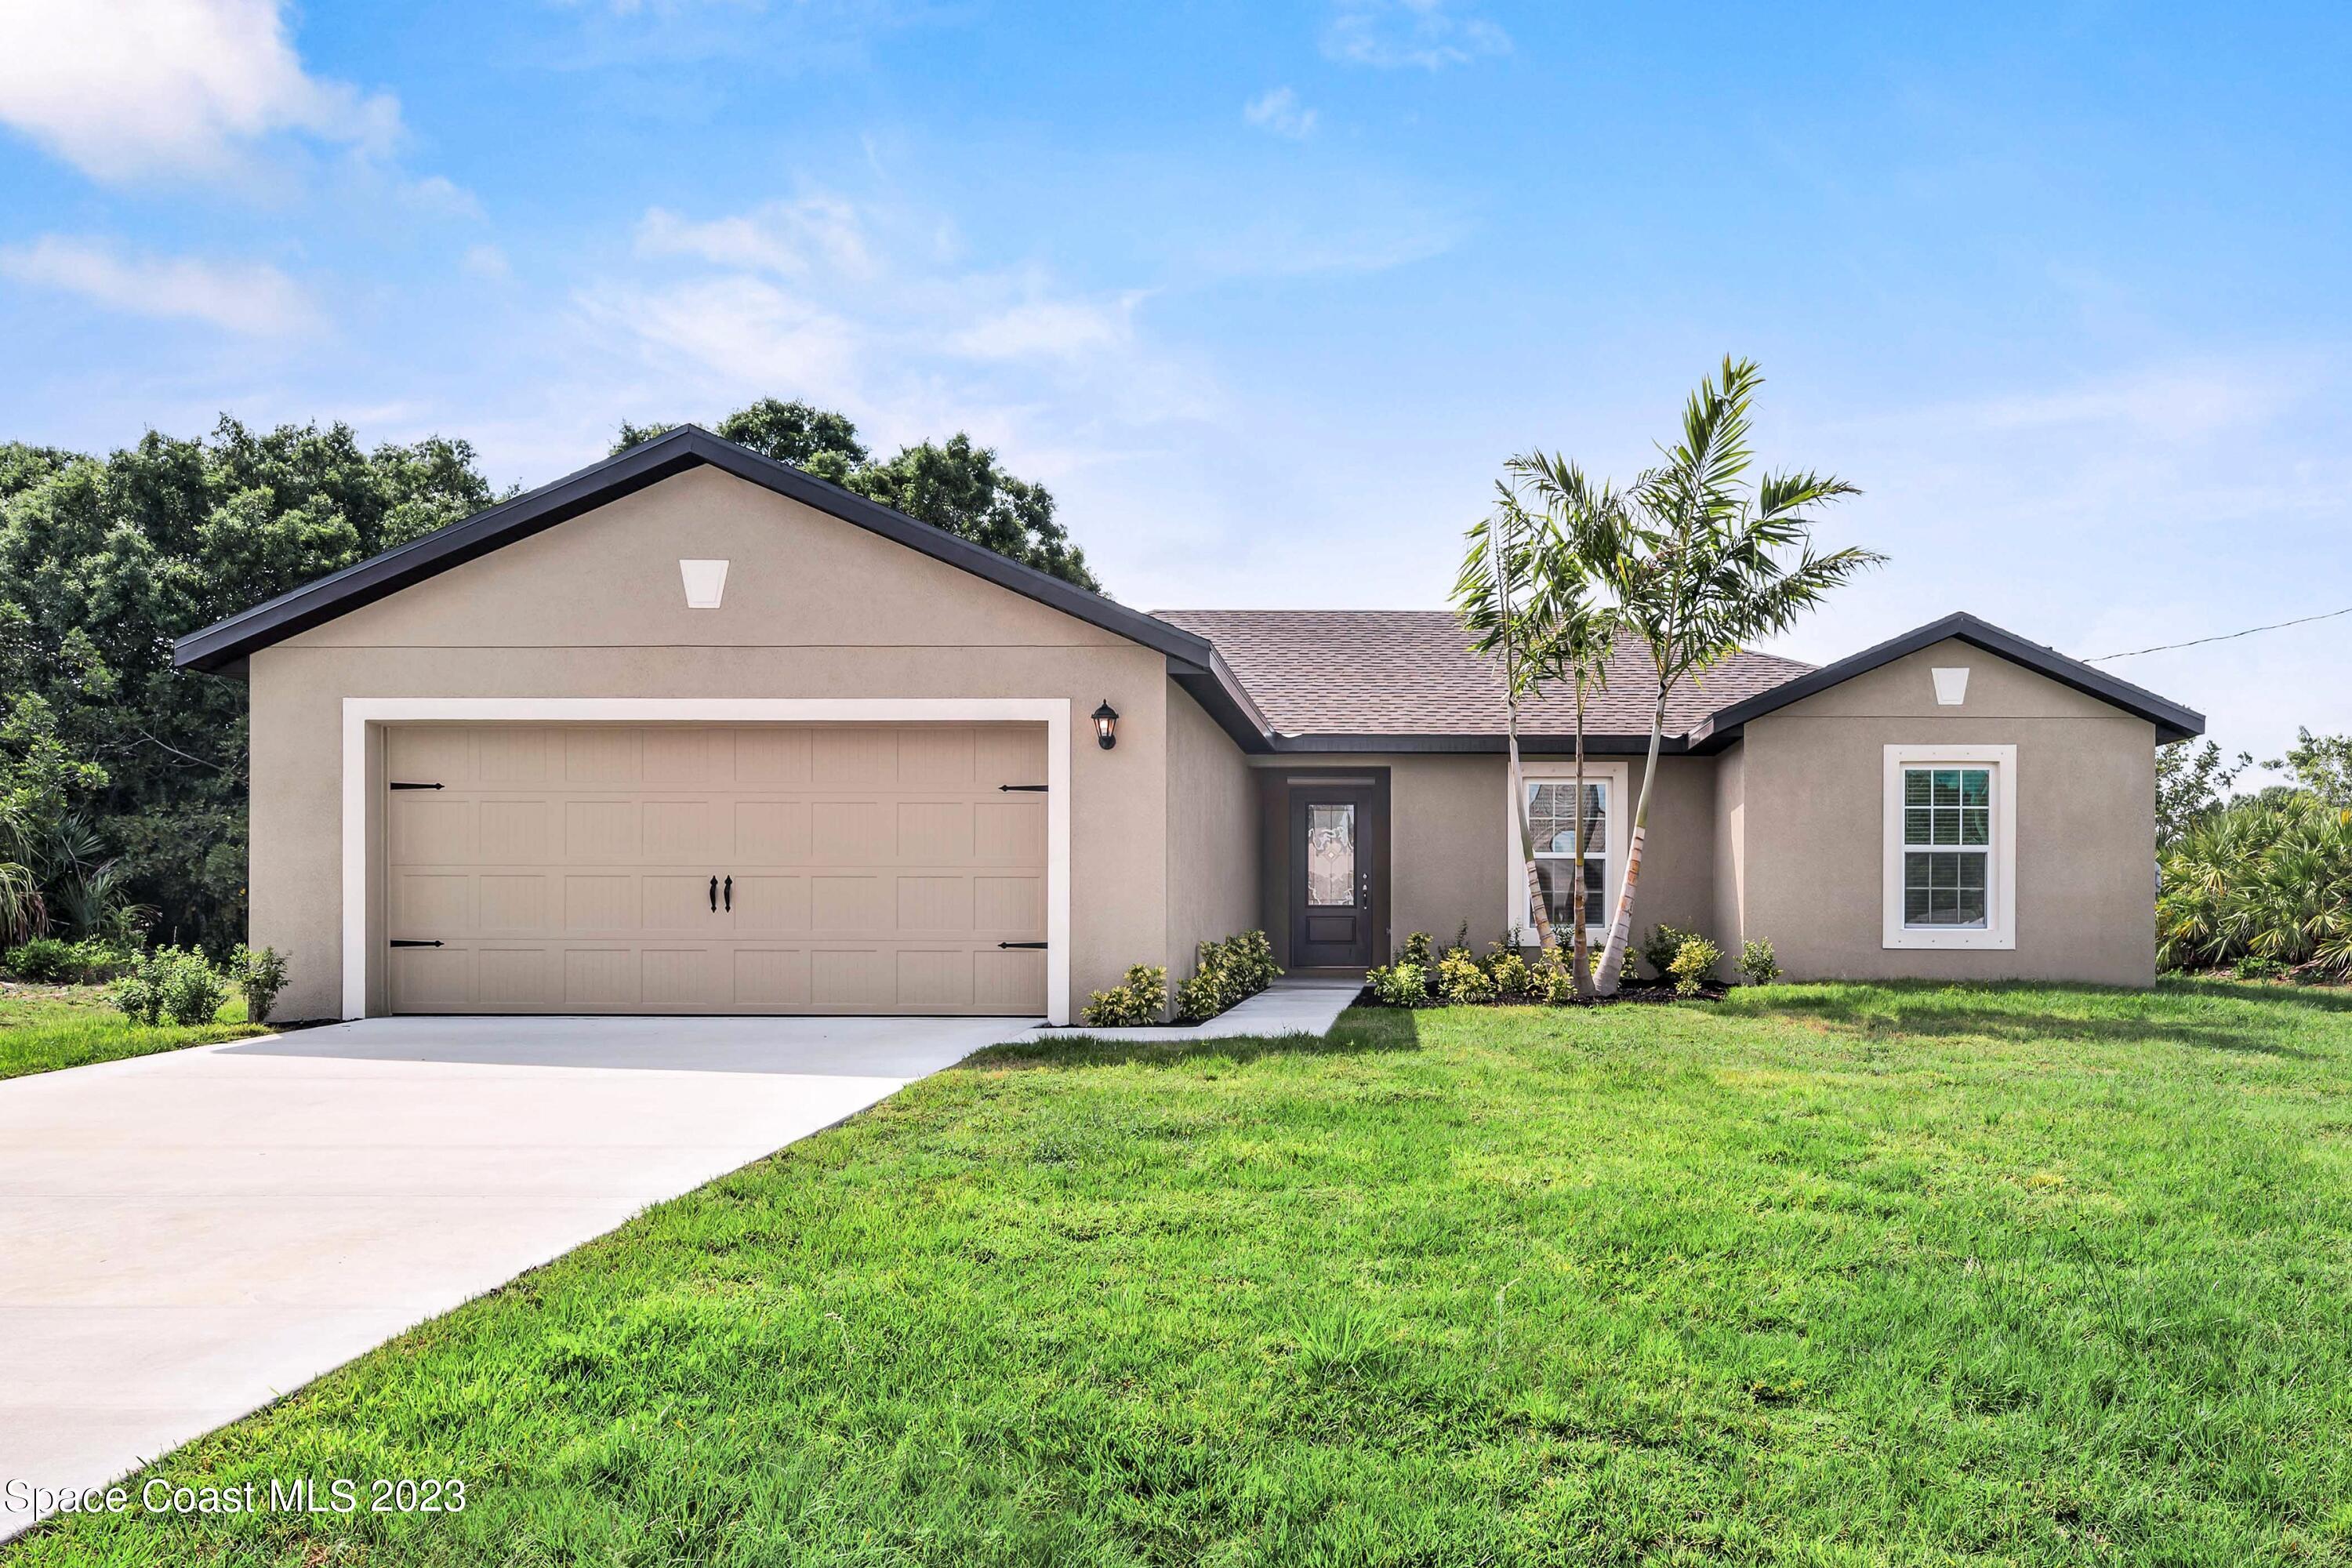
615, 397, 1099, 591
2158, 789, 2352, 982
1172, 930, 1280, 1023
0, 420, 502, 953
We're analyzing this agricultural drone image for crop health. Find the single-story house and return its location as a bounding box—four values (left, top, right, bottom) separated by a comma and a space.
175, 426, 2205, 1024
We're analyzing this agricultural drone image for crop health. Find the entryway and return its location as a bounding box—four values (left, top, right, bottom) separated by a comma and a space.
1267, 768, 1391, 971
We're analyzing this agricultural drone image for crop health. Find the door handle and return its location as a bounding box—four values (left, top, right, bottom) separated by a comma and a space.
709, 875, 718, 912
724, 875, 732, 912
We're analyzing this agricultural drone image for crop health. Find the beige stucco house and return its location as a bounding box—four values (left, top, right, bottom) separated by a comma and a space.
176, 426, 2205, 1024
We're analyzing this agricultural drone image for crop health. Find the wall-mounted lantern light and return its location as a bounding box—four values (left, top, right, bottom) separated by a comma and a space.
1092, 699, 1119, 750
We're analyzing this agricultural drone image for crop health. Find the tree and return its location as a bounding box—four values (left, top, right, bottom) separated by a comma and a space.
1512, 454, 1628, 996
0, 421, 502, 952
2267, 728, 2352, 809
2156, 738, 2252, 848
614, 398, 1099, 590
1590, 359, 1883, 994
1454, 485, 1557, 953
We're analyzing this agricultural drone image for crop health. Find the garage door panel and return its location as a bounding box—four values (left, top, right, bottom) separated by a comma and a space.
481, 800, 555, 863
732, 875, 809, 931
564, 875, 640, 931
564, 800, 639, 860
387, 722, 1045, 1016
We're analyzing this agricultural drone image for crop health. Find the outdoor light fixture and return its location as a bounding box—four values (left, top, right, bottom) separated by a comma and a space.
1093, 699, 1119, 750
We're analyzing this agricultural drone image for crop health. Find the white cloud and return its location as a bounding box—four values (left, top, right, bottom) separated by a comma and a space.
403, 175, 484, 221
1322, 0, 1510, 70
0, 0, 401, 181
636, 196, 874, 280
949, 297, 1138, 361
461, 244, 512, 281
0, 234, 320, 336
1243, 87, 1318, 140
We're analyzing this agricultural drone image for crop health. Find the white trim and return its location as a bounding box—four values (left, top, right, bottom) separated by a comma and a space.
1882, 743, 2016, 950
340, 697, 1073, 1024
1504, 758, 1631, 941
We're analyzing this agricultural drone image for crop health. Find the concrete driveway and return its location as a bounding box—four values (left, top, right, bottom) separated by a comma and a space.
0, 1014, 1020, 1541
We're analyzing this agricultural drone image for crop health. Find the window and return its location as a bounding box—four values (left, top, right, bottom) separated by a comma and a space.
1528, 779, 1608, 931
1882, 746, 2015, 949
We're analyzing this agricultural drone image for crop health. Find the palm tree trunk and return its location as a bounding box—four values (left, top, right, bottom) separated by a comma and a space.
1593, 687, 1667, 993
1508, 714, 1555, 953
1570, 681, 1592, 996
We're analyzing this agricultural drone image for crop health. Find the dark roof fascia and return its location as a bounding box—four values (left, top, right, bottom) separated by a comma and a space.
1266, 732, 1683, 756
1684, 611, 2206, 750
172, 426, 1222, 677
1169, 647, 1278, 753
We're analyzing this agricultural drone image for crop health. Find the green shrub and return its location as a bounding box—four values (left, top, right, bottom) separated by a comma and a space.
1082, 964, 1167, 1028
1638, 924, 1695, 982
1436, 950, 1495, 1004
1485, 946, 1534, 1000
110, 946, 227, 1028
232, 945, 290, 1025
1533, 950, 1581, 1004
1398, 931, 1436, 968
2158, 792, 2352, 982
110, 949, 169, 1026
5, 935, 132, 984
2233, 953, 2287, 982
1736, 938, 1782, 985
1174, 931, 1282, 1022
1668, 934, 1722, 997
1367, 962, 1429, 1007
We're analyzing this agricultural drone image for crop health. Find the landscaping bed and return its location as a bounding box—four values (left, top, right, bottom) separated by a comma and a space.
12, 979, 2351, 1564
0, 982, 264, 1082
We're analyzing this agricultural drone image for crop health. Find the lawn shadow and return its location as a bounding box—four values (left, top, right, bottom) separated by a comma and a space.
1745, 981, 2325, 1061
966, 1006, 1421, 1072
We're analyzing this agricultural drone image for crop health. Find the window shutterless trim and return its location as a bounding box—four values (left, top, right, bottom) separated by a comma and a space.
1506, 758, 1630, 942
1881, 744, 2016, 950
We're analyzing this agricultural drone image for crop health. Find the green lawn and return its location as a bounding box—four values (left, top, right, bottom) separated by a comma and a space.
13, 982, 2352, 1565
0, 983, 263, 1081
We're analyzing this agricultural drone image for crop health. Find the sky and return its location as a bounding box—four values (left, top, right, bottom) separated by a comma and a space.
0, 0, 2346, 778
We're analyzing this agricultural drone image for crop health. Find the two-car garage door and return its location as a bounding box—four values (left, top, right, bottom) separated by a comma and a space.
384, 723, 1047, 1014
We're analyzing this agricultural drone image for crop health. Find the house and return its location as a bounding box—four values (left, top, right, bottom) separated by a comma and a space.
175, 426, 2205, 1024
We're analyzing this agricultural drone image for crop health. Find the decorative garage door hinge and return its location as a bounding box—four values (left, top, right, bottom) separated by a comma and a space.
996, 783, 1047, 792
996, 941, 1047, 949
389, 781, 444, 790
389, 939, 443, 948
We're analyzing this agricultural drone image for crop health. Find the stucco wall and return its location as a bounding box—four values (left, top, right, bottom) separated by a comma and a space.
248, 466, 1179, 1022
1164, 677, 1260, 1002
1737, 638, 2158, 985
1711, 742, 1747, 957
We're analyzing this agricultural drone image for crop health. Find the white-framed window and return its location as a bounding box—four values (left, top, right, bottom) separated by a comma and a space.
1508, 760, 1629, 938
1882, 744, 2016, 949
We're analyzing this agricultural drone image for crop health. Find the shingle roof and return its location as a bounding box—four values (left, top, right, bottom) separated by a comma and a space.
1150, 610, 1815, 739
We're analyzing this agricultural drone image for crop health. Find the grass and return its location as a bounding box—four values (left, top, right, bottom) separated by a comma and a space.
0, 982, 263, 1081
13, 980, 2352, 1565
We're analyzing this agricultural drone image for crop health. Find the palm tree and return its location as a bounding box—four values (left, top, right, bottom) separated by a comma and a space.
1590, 358, 1885, 994
1512, 454, 1627, 995
1455, 485, 1559, 952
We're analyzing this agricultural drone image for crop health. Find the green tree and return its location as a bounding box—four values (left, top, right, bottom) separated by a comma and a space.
615, 398, 1100, 590
2267, 728, 2352, 809
2156, 738, 2252, 848
1589, 358, 1883, 994
0, 420, 501, 951
1455, 484, 1557, 953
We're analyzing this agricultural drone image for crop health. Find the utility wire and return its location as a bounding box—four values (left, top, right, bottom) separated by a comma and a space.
2083, 604, 2352, 663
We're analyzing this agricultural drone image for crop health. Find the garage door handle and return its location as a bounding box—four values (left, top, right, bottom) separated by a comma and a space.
997, 784, 1048, 792
709, 875, 718, 912
724, 875, 732, 911
998, 941, 1047, 949
389, 781, 443, 790
390, 939, 442, 948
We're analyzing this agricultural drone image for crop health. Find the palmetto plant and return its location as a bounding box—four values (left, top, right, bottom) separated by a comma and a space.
1590, 358, 1884, 994
2158, 792, 2352, 982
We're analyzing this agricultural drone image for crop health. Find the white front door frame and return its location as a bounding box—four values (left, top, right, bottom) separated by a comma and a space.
342, 697, 1073, 1023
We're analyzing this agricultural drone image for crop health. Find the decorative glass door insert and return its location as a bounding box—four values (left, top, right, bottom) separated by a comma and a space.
1306, 804, 1356, 906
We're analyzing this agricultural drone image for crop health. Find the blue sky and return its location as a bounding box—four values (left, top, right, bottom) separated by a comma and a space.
2, 1, 2347, 774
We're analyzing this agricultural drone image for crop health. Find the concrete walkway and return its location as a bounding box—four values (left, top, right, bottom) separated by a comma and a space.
0, 1015, 1012, 1541
1019, 975, 1362, 1044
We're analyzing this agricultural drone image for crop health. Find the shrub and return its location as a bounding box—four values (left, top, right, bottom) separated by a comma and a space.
2233, 953, 2287, 982
1399, 931, 1436, 968
1668, 934, 1722, 997
1436, 950, 1495, 1004
1174, 931, 1281, 1023
1736, 938, 1782, 985
1082, 964, 1167, 1028
1533, 950, 1582, 1004
1638, 924, 1696, 982
232, 945, 289, 1025
162, 952, 230, 1025
1485, 946, 1534, 1000
1367, 962, 1429, 1007
110, 949, 169, 1026
2158, 792, 2352, 982
4, 935, 132, 983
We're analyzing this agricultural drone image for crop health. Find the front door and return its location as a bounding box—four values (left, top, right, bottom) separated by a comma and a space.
1288, 785, 1378, 967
